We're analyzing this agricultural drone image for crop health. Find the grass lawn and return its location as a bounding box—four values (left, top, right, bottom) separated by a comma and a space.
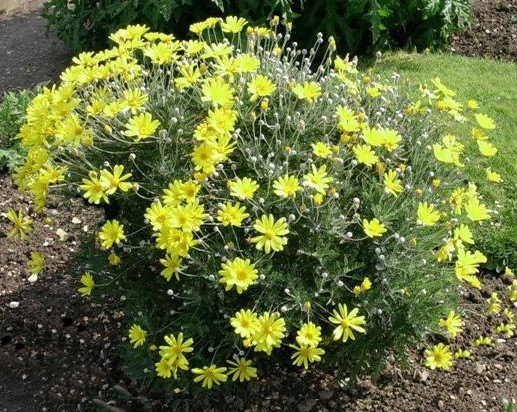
369, 52, 517, 269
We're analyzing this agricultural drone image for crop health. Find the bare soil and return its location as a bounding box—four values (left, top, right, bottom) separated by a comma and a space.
0, 1, 516, 411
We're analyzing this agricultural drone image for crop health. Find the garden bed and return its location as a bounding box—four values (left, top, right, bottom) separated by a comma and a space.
1, 1, 516, 411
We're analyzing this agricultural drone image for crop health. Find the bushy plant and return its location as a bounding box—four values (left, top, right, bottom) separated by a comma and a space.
42, 0, 294, 53
12, 16, 500, 401
0, 90, 33, 171
42, 0, 470, 57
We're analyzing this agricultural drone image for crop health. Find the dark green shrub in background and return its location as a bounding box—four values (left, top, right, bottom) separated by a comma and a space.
42, 0, 471, 55
41, 0, 287, 53
291, 0, 471, 54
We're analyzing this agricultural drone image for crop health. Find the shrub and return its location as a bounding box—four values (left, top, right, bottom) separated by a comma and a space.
0, 90, 33, 172
12, 17, 499, 402
42, 0, 470, 55
42, 0, 285, 53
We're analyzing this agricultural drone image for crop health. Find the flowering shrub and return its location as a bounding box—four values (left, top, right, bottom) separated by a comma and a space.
11, 16, 506, 398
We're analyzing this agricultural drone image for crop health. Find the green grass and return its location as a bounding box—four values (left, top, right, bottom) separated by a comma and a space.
369, 52, 517, 269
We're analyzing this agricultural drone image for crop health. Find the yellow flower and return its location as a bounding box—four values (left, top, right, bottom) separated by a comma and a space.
158, 354, 189, 379
228, 177, 259, 200
79, 173, 109, 204
471, 127, 487, 141
98, 219, 126, 249
251, 214, 289, 254
231, 309, 259, 339
486, 292, 501, 314
472, 335, 493, 346
417, 202, 440, 226
217, 202, 249, 226
493, 322, 515, 337
424, 343, 453, 370
189, 21, 208, 35
362, 127, 383, 147
431, 77, 456, 97
508, 281, 517, 301
252, 311, 286, 355
383, 170, 403, 197
155, 357, 175, 379
439, 311, 463, 338
505, 267, 515, 277
464, 198, 490, 221
291, 344, 325, 369
78, 272, 95, 296
454, 349, 472, 359
169, 200, 208, 233
6, 208, 33, 239
159, 253, 182, 281
295, 321, 322, 347
311, 141, 332, 158
381, 130, 401, 151
336, 105, 360, 132
467, 99, 479, 110
155, 226, 198, 257
218, 257, 258, 294
361, 277, 372, 291
353, 144, 379, 166
123, 88, 148, 113
455, 248, 487, 284
129, 324, 147, 348
27, 251, 45, 282
328, 303, 366, 342
302, 164, 333, 194
362, 218, 387, 238
201, 77, 234, 108
159, 332, 194, 361
192, 365, 227, 389
234, 53, 260, 73
145, 200, 173, 232
108, 252, 121, 266
291, 81, 321, 103
312, 193, 324, 205
477, 140, 498, 157
220, 16, 248, 33
367, 87, 381, 98
273, 174, 300, 198
190, 142, 218, 174
453, 224, 474, 245
227, 357, 257, 382
124, 112, 160, 142
475, 113, 495, 130
486, 168, 502, 183
99, 165, 133, 195
247, 74, 276, 102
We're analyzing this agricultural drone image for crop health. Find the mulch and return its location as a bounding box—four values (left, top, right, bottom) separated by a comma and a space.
0, 1, 516, 411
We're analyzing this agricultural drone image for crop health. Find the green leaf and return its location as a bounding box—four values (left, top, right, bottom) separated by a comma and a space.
211, 0, 224, 12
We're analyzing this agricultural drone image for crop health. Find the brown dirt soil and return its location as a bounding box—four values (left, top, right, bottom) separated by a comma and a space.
0, 1, 516, 411
449, 0, 517, 62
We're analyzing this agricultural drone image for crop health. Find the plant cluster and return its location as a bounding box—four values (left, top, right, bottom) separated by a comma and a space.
42, 0, 470, 55
8, 16, 508, 400
0, 90, 33, 171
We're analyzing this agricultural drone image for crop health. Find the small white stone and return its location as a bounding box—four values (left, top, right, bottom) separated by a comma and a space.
8, 301, 20, 309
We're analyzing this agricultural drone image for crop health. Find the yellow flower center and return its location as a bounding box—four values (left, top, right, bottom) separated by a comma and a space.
264, 230, 275, 240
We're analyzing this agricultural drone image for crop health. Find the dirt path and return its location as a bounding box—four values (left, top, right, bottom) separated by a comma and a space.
0, 0, 69, 95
